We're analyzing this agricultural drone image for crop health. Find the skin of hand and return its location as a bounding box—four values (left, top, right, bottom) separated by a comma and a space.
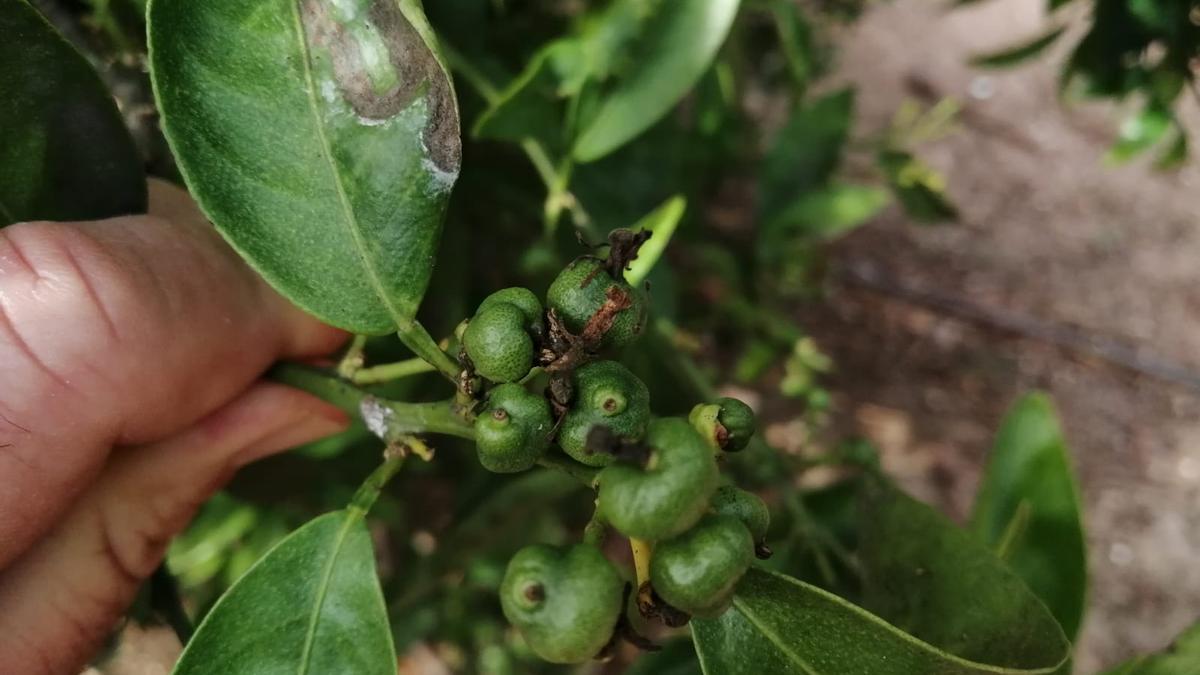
0, 179, 350, 673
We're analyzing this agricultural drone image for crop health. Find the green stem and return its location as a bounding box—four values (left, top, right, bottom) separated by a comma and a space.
337, 334, 369, 379
361, 396, 476, 440
351, 357, 435, 385
272, 365, 605, 494
582, 513, 609, 547
523, 140, 559, 190
650, 319, 717, 400
350, 453, 407, 514
270, 362, 367, 415
395, 320, 460, 383
269, 363, 474, 439
537, 454, 601, 488
542, 158, 575, 238
436, 39, 576, 220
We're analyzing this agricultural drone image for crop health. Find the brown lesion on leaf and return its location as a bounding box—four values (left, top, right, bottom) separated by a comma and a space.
299, 0, 461, 173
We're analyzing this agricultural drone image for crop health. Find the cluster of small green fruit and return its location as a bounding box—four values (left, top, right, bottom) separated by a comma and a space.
458, 235, 770, 664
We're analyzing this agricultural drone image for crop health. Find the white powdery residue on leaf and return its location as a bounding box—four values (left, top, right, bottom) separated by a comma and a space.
320, 78, 338, 105
360, 396, 394, 440
421, 143, 459, 195
355, 114, 395, 127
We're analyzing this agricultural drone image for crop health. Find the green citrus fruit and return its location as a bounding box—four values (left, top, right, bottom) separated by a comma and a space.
716, 397, 756, 451
557, 360, 651, 466
649, 514, 754, 618
597, 417, 719, 540
710, 484, 770, 543
464, 303, 535, 383
475, 384, 553, 473
500, 544, 624, 664
547, 258, 646, 349
479, 287, 544, 334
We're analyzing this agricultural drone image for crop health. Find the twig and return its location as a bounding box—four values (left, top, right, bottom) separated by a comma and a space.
838, 260, 1200, 392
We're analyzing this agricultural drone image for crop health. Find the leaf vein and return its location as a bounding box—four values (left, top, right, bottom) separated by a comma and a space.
289, 0, 408, 330
731, 596, 821, 675
296, 513, 360, 675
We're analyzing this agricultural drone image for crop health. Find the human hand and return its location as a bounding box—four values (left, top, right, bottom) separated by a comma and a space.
0, 180, 349, 673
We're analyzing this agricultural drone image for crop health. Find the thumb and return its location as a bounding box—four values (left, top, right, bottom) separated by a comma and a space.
0, 382, 348, 675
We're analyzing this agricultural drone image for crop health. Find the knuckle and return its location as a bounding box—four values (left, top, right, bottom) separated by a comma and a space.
2, 222, 134, 346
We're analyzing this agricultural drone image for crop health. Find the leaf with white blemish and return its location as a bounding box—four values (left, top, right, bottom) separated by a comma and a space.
148, 0, 461, 333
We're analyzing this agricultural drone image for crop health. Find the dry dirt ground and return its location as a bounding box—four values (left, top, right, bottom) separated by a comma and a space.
809, 0, 1200, 671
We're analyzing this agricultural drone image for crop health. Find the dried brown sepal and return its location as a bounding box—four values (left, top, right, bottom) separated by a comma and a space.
755, 542, 774, 560
605, 228, 653, 282
636, 581, 691, 628
541, 285, 634, 378
548, 372, 574, 417
596, 583, 661, 662
714, 422, 731, 450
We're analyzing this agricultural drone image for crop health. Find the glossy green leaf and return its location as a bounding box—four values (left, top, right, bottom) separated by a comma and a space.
970, 393, 1087, 641
1101, 622, 1200, 675
759, 89, 855, 221
573, 0, 741, 162
692, 566, 1068, 674
970, 27, 1066, 69
172, 510, 394, 675
857, 479, 1069, 671
0, 0, 145, 226
626, 195, 686, 286
148, 0, 461, 333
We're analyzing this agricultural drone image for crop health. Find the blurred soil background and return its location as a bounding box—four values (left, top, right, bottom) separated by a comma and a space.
803, 0, 1200, 670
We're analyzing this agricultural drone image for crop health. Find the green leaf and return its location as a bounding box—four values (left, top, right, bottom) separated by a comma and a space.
970, 27, 1066, 69
857, 480, 1069, 671
172, 510, 395, 675
763, 183, 889, 244
759, 89, 855, 221
1154, 128, 1188, 169
769, 0, 819, 92
692, 567, 1068, 674
0, 0, 145, 226
471, 41, 574, 150
472, 0, 659, 148
148, 0, 461, 334
877, 149, 958, 223
626, 195, 686, 286
1101, 622, 1200, 674
573, 0, 741, 162
970, 393, 1087, 641
1107, 104, 1173, 165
